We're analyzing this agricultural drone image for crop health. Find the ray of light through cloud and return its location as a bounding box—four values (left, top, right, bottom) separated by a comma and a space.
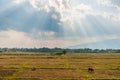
0, 0, 120, 49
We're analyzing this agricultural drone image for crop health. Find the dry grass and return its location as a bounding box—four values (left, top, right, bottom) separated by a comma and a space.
0, 52, 119, 80
0, 69, 17, 77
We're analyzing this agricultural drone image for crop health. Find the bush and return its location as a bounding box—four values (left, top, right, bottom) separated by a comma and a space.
51, 52, 62, 55
51, 50, 67, 56
62, 50, 67, 55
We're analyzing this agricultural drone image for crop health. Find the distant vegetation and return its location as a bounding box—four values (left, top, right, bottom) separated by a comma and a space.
51, 50, 67, 55
0, 47, 120, 53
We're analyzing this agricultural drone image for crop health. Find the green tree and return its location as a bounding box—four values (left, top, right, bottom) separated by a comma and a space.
62, 50, 67, 55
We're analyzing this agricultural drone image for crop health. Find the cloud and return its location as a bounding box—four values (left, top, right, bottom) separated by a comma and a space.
13, 0, 25, 4
0, 30, 63, 48
0, 0, 120, 48
97, 0, 120, 10
2, 0, 93, 32
0, 30, 57, 48
102, 12, 120, 22
0, 30, 32, 48
28, 0, 120, 31
0, 30, 119, 48
28, 0, 93, 31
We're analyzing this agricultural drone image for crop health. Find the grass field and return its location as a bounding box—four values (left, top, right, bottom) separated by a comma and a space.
0, 52, 119, 80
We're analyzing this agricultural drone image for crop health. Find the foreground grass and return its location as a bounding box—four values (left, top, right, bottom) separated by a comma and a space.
0, 52, 119, 80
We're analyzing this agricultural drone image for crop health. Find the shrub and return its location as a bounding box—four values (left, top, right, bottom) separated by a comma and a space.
62, 50, 67, 55
51, 50, 67, 56
51, 52, 63, 55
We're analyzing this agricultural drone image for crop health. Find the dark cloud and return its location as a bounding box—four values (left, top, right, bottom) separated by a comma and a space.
0, 1, 63, 37
0, 0, 120, 39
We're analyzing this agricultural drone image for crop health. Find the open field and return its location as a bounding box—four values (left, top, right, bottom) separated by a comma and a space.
0, 52, 119, 80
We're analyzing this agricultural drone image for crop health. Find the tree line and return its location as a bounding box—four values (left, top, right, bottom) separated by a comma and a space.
0, 47, 120, 53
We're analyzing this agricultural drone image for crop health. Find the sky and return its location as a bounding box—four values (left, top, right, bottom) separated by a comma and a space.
0, 0, 120, 49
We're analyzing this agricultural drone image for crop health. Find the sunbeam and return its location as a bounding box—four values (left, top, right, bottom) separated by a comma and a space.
0, 0, 120, 48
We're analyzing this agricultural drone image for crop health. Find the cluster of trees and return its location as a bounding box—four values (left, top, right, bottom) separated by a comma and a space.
0, 47, 120, 53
